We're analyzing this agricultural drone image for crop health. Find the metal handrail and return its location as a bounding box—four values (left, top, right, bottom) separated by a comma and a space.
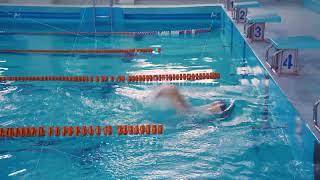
110, 0, 113, 32
265, 44, 274, 61
313, 99, 320, 132
271, 49, 283, 70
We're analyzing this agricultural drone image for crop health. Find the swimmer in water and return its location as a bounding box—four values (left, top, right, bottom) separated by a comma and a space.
155, 85, 228, 113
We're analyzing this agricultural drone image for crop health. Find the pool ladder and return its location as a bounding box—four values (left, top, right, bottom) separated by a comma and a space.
93, 0, 113, 32
313, 98, 320, 132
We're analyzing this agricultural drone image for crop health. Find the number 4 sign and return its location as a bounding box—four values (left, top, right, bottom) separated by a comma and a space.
282, 54, 293, 69
279, 50, 298, 74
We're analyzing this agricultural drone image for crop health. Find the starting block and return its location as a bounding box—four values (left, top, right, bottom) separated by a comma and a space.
224, 0, 236, 11
265, 36, 320, 75
244, 14, 281, 41
232, 1, 260, 23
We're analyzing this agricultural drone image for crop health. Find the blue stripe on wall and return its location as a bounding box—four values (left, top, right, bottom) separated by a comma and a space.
0, 10, 221, 20
0, 11, 80, 19
124, 13, 221, 20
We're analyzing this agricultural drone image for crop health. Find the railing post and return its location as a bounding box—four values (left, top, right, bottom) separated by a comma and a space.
314, 99, 320, 132
109, 0, 113, 32
93, 0, 96, 32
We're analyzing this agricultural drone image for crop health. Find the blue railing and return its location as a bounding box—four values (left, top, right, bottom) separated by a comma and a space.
314, 99, 320, 133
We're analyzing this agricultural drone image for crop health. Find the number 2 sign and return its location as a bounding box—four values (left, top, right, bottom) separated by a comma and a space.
238, 8, 247, 23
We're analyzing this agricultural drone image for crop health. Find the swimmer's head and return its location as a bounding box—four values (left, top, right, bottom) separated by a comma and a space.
208, 101, 227, 112
218, 102, 227, 111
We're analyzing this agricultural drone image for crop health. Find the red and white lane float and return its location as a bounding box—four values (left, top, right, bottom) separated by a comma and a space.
0, 124, 164, 137
0, 72, 220, 83
0, 47, 161, 54
0, 27, 212, 37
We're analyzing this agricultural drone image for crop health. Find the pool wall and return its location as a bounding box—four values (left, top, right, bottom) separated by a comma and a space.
0, 5, 112, 32
0, 5, 221, 32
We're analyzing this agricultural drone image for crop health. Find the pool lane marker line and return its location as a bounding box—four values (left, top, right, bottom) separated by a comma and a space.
0, 27, 212, 36
0, 72, 220, 82
262, 75, 270, 121
0, 124, 163, 138
0, 47, 160, 54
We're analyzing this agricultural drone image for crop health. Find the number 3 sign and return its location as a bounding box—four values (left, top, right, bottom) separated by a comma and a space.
253, 23, 265, 41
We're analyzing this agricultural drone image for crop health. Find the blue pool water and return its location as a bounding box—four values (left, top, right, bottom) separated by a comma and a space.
0, 5, 317, 179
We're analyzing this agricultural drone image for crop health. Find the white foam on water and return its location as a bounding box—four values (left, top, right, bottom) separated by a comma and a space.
240, 79, 250, 85
203, 57, 214, 62
0, 154, 12, 160
8, 169, 26, 177
251, 78, 260, 87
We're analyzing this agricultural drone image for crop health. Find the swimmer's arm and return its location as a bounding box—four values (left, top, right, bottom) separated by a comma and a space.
155, 90, 190, 111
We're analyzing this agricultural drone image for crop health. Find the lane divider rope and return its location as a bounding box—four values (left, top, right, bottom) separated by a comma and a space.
0, 72, 220, 82
0, 124, 163, 137
0, 27, 212, 36
0, 47, 160, 54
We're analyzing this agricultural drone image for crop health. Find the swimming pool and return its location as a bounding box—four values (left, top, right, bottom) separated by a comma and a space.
0, 5, 318, 179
